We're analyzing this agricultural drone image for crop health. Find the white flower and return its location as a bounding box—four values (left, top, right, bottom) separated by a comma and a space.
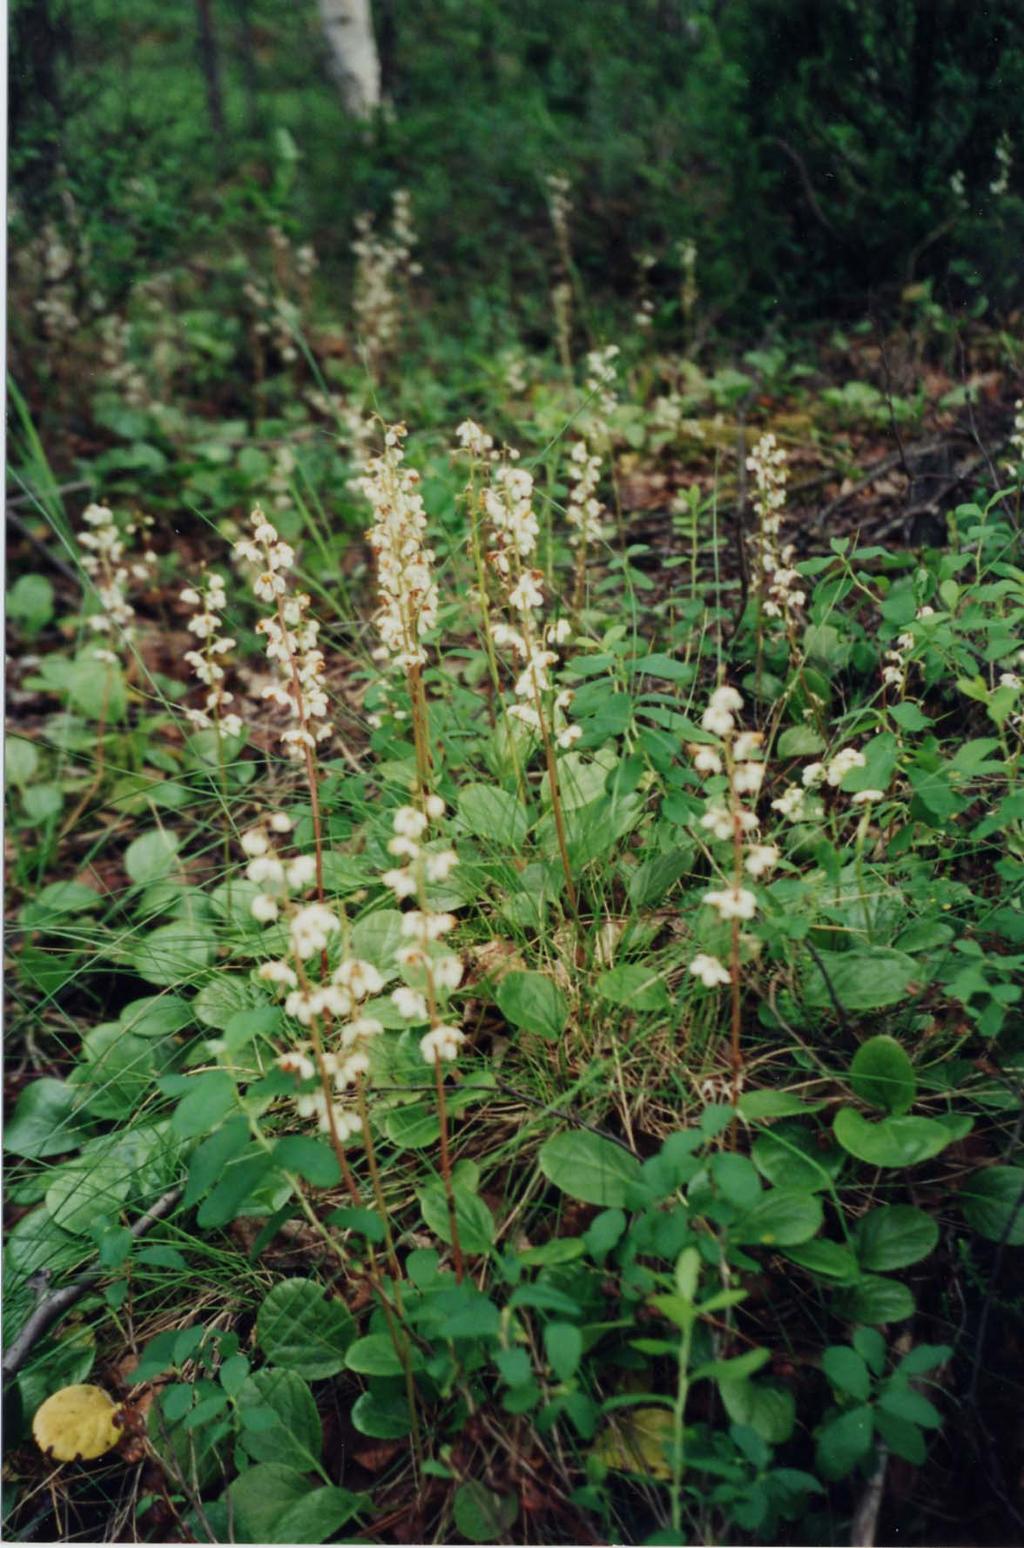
333, 958, 384, 999
455, 420, 494, 457
392, 986, 428, 1021
286, 855, 318, 892
420, 1024, 465, 1064
433, 954, 463, 991
342, 1016, 384, 1045
258, 960, 298, 988
771, 784, 807, 821
733, 732, 762, 761
851, 788, 885, 805
251, 894, 279, 923
425, 849, 458, 882
241, 827, 269, 858
802, 763, 825, 788
277, 1050, 316, 1081
382, 866, 418, 899
704, 886, 758, 921
289, 904, 340, 959
557, 724, 582, 749
693, 747, 723, 775
689, 953, 731, 988
744, 844, 779, 877
247, 855, 286, 889
424, 793, 445, 820
826, 749, 866, 786
394, 805, 429, 839
508, 572, 545, 611
701, 705, 735, 738
731, 762, 764, 795
700, 804, 734, 842
332, 1107, 364, 1143
270, 812, 294, 833
401, 910, 456, 941
709, 685, 743, 714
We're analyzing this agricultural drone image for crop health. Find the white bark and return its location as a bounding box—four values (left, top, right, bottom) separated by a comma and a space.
317, 0, 381, 119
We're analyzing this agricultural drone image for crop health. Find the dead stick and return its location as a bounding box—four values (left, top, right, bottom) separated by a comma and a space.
2, 1187, 182, 1381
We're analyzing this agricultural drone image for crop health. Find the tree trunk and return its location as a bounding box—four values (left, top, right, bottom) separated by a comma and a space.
317, 0, 381, 118
194, 0, 227, 143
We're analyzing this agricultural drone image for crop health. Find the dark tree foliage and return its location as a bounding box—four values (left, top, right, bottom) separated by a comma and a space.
8, 0, 1023, 321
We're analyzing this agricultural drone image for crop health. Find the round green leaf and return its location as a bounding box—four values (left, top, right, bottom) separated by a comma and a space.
458, 783, 529, 847
273, 1487, 364, 1545
45, 1157, 132, 1236
133, 923, 214, 987
496, 971, 568, 1040
453, 1481, 518, 1544
850, 1035, 916, 1115
539, 1131, 641, 1207
803, 949, 916, 1012
125, 829, 180, 886
595, 964, 669, 1012
855, 1205, 938, 1270
226, 1463, 309, 1542
719, 1379, 795, 1444
235, 1369, 322, 1470
351, 1387, 413, 1439
5, 1079, 84, 1159
815, 1405, 874, 1480
959, 1167, 1024, 1245
5, 737, 39, 784
345, 1335, 413, 1377
256, 1279, 354, 1378
833, 1108, 954, 1169
418, 1183, 494, 1254
733, 1189, 823, 1246
834, 1274, 915, 1325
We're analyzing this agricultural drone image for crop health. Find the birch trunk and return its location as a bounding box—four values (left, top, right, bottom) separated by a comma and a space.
317, 0, 381, 118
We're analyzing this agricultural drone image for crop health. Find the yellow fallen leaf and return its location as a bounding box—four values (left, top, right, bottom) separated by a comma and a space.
33, 1384, 122, 1462
592, 1405, 674, 1479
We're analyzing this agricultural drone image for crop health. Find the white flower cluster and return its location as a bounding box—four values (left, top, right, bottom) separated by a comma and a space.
78, 503, 155, 661
242, 814, 315, 922
361, 425, 439, 671
990, 131, 1013, 198
1007, 399, 1024, 477
244, 275, 302, 364
688, 685, 777, 986
633, 252, 656, 331
352, 189, 420, 366
455, 419, 497, 461
678, 238, 698, 321
746, 431, 805, 621
234, 506, 331, 759
267, 444, 297, 513
770, 745, 885, 821
565, 439, 606, 547
277, 969, 384, 1141
545, 172, 572, 252
552, 280, 574, 367
499, 347, 529, 398
97, 313, 148, 407
33, 223, 80, 342
246, 818, 388, 1141
881, 605, 934, 691
381, 803, 466, 1065
180, 571, 242, 737
582, 345, 620, 442
481, 453, 577, 744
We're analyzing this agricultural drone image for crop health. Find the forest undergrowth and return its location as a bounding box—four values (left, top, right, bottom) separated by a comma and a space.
4, 176, 1024, 1548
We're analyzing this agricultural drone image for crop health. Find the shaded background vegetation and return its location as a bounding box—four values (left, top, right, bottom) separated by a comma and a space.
10, 0, 1024, 329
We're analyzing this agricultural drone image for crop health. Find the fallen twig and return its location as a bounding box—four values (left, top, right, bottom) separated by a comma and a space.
2, 1187, 183, 1382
